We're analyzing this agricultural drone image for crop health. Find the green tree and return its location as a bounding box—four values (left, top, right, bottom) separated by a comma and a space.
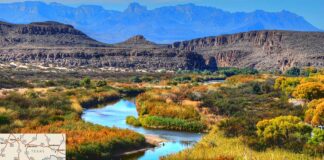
96, 80, 106, 87
285, 67, 301, 76
256, 116, 312, 151
0, 115, 10, 125
301, 67, 317, 76
304, 128, 324, 156
131, 76, 142, 83
126, 116, 141, 126
274, 77, 301, 96
308, 128, 324, 145
81, 77, 91, 88
69, 80, 81, 88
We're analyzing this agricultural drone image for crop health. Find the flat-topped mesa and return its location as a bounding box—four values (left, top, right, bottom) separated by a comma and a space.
169, 30, 324, 71
0, 21, 208, 71
170, 30, 287, 50
0, 21, 107, 47
0, 21, 323, 71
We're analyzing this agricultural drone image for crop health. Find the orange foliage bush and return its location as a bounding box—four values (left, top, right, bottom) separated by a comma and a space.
274, 77, 301, 95
19, 121, 145, 151
136, 87, 201, 121
215, 155, 235, 160
300, 74, 324, 84
305, 98, 324, 126
226, 75, 259, 84
292, 82, 324, 100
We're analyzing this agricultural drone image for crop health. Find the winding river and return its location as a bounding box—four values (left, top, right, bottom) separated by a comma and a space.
81, 98, 203, 160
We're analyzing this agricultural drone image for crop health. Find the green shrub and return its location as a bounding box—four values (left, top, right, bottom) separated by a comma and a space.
126, 116, 141, 127
69, 80, 81, 88
217, 67, 258, 77
96, 80, 107, 87
304, 128, 324, 156
0, 76, 29, 88
0, 115, 10, 125
44, 80, 56, 87
308, 128, 324, 145
243, 136, 267, 151
25, 91, 39, 99
131, 76, 142, 83
202, 92, 243, 116
256, 116, 312, 152
173, 76, 192, 83
140, 116, 206, 132
274, 76, 301, 96
81, 77, 91, 88
218, 117, 256, 137
140, 76, 154, 82
301, 67, 317, 76
285, 67, 301, 76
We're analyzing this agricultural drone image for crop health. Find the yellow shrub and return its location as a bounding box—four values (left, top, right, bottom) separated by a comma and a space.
292, 82, 324, 100
274, 77, 301, 95
301, 74, 324, 83
226, 75, 258, 84
305, 98, 324, 126
70, 97, 83, 113
181, 100, 201, 108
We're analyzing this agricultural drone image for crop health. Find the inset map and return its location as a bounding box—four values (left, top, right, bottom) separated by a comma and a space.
0, 134, 66, 160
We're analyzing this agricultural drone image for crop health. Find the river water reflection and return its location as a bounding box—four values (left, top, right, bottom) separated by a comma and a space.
82, 99, 203, 160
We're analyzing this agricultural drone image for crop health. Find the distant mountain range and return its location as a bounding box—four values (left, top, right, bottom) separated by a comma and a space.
0, 1, 321, 43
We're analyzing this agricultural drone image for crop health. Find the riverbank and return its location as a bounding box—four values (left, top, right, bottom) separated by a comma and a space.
0, 83, 150, 159
145, 134, 168, 145
164, 128, 322, 160
116, 134, 168, 157
82, 98, 204, 159
133, 85, 221, 132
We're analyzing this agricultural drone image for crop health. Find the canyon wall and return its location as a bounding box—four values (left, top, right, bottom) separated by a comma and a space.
0, 21, 323, 71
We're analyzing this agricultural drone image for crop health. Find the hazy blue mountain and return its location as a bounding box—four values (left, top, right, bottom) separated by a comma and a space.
0, 1, 319, 43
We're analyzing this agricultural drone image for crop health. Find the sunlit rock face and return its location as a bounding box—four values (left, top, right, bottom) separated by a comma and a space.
170, 30, 324, 71
0, 21, 323, 72
0, 22, 208, 71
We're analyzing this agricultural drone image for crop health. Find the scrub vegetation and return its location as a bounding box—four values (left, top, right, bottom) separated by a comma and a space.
135, 85, 211, 132
163, 68, 324, 159
0, 77, 146, 159
0, 67, 323, 159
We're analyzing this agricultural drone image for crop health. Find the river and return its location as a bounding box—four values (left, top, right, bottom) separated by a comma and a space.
81, 99, 203, 160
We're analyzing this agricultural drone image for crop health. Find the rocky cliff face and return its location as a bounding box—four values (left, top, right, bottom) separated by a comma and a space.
0, 21, 107, 47
0, 21, 323, 72
170, 30, 324, 71
0, 21, 207, 71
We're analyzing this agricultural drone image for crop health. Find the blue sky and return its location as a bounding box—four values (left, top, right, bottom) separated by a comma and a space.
0, 0, 323, 29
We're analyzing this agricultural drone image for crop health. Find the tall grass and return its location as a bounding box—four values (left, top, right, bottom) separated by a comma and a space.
70, 97, 83, 113
164, 128, 320, 160
140, 116, 206, 132
19, 121, 146, 159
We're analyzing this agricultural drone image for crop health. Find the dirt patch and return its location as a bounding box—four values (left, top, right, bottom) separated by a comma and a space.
144, 134, 168, 145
